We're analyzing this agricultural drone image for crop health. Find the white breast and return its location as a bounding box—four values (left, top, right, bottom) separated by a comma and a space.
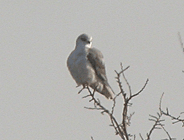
67, 47, 97, 86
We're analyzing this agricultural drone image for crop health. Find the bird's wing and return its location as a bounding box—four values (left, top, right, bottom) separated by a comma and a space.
87, 48, 108, 82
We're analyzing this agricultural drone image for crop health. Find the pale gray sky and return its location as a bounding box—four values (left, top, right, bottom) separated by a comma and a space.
1, 1, 184, 140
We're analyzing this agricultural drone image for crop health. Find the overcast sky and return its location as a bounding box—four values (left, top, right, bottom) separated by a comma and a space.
1, 1, 184, 140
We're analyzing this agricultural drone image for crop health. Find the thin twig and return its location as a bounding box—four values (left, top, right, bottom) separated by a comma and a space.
146, 113, 163, 139
120, 63, 132, 96
139, 133, 144, 140
128, 79, 149, 101
115, 66, 130, 96
159, 122, 173, 140
159, 93, 184, 127
85, 87, 125, 140
78, 85, 86, 94
81, 64, 149, 140
178, 32, 184, 53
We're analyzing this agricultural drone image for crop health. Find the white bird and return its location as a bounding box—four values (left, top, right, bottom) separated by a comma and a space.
67, 33, 114, 99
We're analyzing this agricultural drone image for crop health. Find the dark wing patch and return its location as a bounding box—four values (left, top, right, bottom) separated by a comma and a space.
87, 48, 107, 82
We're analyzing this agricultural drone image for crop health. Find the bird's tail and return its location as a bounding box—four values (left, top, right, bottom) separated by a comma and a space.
90, 83, 114, 100
101, 84, 114, 99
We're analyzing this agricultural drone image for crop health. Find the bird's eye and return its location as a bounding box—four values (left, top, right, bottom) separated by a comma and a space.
81, 38, 86, 42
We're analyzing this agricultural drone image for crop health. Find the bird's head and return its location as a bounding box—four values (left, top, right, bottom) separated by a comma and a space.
76, 33, 92, 48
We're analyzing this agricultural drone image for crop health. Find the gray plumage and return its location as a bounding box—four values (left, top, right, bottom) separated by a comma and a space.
67, 33, 114, 99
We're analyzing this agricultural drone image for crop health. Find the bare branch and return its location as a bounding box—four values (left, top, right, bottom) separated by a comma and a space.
84, 87, 126, 140
82, 94, 91, 99
77, 85, 86, 94
128, 79, 149, 101
115, 65, 130, 96
115, 64, 149, 139
115, 65, 130, 76
120, 63, 132, 96
178, 32, 184, 53
80, 64, 150, 140
159, 93, 184, 127
139, 133, 144, 140
159, 122, 173, 140
111, 92, 122, 116
143, 93, 183, 140
127, 112, 135, 126
146, 112, 163, 139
